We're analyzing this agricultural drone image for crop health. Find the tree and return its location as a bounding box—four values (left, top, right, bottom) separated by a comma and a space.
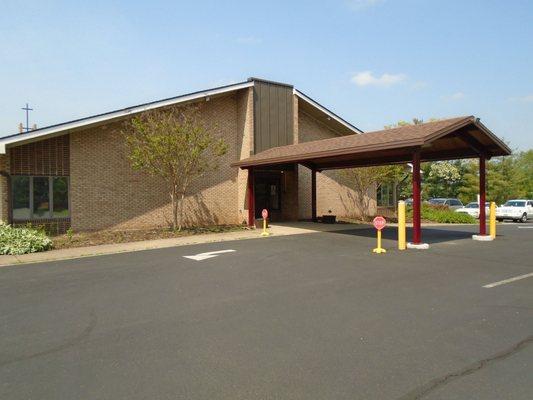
341, 165, 404, 221
423, 161, 462, 199
122, 106, 228, 231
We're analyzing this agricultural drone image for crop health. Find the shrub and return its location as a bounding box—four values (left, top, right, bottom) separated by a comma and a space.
407, 204, 477, 224
0, 223, 53, 255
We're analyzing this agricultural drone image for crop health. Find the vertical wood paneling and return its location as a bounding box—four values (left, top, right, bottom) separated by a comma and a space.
253, 81, 294, 153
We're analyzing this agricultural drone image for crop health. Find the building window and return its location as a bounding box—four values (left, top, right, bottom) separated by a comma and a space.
12, 176, 31, 220
377, 183, 395, 207
11, 176, 69, 220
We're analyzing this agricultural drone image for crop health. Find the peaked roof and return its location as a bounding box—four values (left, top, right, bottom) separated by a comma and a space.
0, 77, 361, 153
232, 116, 511, 170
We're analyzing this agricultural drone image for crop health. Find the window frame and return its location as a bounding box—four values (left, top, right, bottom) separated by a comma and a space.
11, 175, 70, 221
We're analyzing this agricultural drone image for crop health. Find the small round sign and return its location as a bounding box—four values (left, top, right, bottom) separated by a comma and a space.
262, 209, 268, 219
373, 216, 386, 231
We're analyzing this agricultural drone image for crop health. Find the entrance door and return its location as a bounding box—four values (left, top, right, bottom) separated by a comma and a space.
254, 173, 281, 220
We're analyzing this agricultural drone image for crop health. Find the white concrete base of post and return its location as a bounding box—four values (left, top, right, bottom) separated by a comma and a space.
472, 234, 494, 241
407, 242, 430, 250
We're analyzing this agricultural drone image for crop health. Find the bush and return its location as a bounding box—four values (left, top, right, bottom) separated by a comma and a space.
0, 223, 53, 255
407, 204, 477, 224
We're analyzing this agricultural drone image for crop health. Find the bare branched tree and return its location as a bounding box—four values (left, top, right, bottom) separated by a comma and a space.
341, 166, 404, 221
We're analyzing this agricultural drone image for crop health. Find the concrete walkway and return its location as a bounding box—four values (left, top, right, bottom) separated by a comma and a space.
0, 222, 362, 267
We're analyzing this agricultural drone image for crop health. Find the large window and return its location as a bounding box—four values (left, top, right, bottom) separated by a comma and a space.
377, 183, 395, 207
11, 176, 69, 220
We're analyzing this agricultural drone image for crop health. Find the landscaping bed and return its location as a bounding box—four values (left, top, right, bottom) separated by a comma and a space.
51, 225, 248, 250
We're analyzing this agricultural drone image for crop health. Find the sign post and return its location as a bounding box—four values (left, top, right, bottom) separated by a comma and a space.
372, 216, 387, 254
261, 209, 270, 237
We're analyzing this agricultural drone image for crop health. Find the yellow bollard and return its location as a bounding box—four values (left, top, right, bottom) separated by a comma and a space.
373, 230, 386, 253
490, 201, 496, 239
398, 200, 406, 250
261, 218, 270, 237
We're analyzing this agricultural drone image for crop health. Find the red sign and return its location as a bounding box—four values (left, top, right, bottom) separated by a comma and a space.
373, 216, 386, 231
262, 209, 268, 219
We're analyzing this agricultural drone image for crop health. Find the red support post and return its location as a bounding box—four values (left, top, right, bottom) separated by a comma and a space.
247, 168, 255, 227
412, 150, 422, 244
311, 168, 317, 222
479, 156, 486, 235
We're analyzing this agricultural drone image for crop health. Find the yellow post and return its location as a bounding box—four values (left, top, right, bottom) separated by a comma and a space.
398, 200, 406, 250
373, 230, 386, 253
261, 218, 270, 237
490, 201, 496, 239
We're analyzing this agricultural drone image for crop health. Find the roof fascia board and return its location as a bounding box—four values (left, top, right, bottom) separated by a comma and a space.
0, 81, 254, 153
232, 138, 424, 168
423, 116, 512, 156
293, 89, 363, 135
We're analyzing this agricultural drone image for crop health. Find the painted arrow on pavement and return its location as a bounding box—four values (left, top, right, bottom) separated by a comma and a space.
183, 249, 236, 261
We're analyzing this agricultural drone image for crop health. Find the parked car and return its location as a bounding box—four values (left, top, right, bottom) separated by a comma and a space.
496, 200, 533, 222
428, 198, 464, 210
455, 202, 490, 218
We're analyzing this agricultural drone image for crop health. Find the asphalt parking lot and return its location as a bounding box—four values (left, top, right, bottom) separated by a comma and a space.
1, 222, 532, 399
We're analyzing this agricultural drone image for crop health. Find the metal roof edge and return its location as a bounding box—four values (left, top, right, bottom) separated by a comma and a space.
0, 80, 254, 153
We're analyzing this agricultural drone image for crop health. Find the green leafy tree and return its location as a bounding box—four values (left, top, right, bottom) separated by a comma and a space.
423, 161, 463, 199
122, 106, 228, 231
513, 150, 533, 198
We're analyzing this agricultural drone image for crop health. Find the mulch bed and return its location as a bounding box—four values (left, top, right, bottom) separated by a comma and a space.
51, 225, 248, 250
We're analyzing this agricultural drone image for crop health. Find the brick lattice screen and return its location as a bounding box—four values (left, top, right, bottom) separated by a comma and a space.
10, 135, 70, 176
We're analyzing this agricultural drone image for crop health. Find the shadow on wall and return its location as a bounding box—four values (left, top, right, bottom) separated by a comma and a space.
180, 192, 221, 227
319, 170, 376, 219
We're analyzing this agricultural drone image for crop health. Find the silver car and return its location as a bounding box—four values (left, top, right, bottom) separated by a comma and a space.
428, 198, 464, 210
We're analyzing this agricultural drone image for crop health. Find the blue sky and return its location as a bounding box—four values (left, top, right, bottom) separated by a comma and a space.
1, 0, 532, 149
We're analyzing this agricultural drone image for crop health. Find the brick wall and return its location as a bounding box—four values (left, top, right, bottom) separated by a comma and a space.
297, 104, 376, 219
0, 153, 9, 223
10, 135, 69, 175
4, 136, 71, 233
236, 87, 254, 225
70, 92, 249, 231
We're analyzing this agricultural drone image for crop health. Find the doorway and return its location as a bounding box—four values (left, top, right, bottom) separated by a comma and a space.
254, 172, 282, 221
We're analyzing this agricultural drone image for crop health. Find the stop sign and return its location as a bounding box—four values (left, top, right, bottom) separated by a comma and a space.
373, 216, 386, 230
262, 209, 268, 219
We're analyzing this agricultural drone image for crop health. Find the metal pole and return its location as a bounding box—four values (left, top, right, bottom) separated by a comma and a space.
412, 150, 422, 244
247, 168, 255, 227
311, 168, 317, 222
479, 156, 486, 235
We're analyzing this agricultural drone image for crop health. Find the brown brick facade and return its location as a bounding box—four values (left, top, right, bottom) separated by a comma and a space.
70, 92, 249, 231
10, 135, 69, 176
297, 102, 376, 220
0, 86, 371, 232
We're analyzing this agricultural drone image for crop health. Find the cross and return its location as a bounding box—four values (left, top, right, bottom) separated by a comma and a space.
21, 103, 33, 132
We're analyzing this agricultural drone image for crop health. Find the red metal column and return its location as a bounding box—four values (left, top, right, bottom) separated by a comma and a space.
412, 150, 422, 244
247, 168, 255, 227
311, 168, 317, 222
479, 156, 487, 235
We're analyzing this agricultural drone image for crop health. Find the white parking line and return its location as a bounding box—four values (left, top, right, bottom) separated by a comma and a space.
517, 226, 533, 229
483, 272, 533, 288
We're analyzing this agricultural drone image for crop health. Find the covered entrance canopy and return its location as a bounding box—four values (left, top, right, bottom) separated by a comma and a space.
233, 116, 511, 245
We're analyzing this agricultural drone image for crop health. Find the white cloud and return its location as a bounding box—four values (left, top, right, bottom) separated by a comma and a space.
236, 36, 262, 44
442, 92, 465, 101
346, 0, 384, 10
351, 71, 406, 87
